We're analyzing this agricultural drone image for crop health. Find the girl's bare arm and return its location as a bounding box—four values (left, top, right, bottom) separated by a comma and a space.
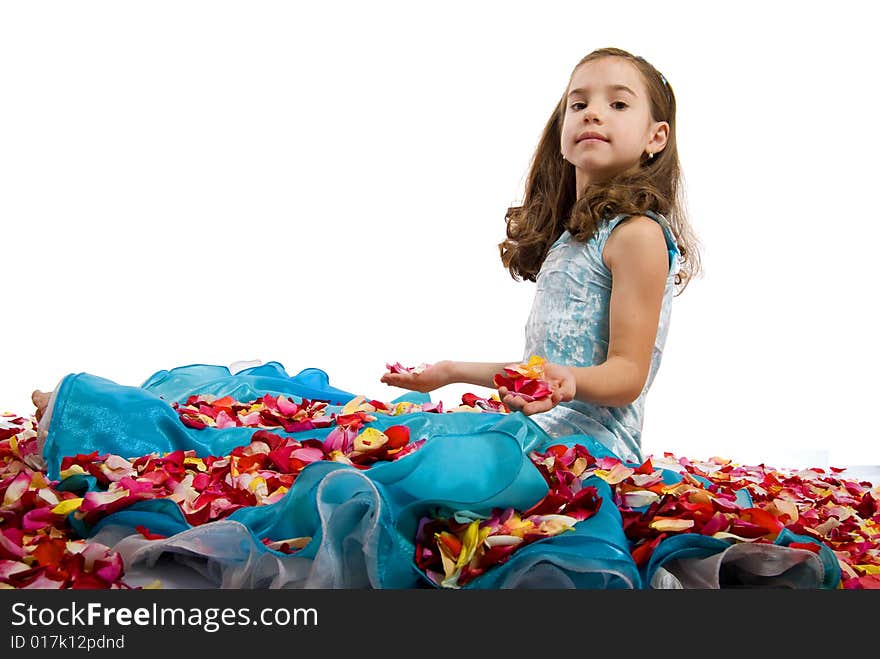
582, 215, 669, 407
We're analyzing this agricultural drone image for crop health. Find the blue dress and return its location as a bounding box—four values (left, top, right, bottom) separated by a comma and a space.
524, 210, 680, 465
41, 362, 645, 589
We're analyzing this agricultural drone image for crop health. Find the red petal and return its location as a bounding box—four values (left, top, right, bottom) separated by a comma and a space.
635, 458, 654, 475
384, 425, 410, 449
631, 533, 667, 568
135, 526, 167, 541
787, 541, 821, 554
33, 537, 67, 567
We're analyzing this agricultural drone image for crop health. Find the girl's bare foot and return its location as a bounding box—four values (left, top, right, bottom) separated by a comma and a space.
31, 390, 51, 422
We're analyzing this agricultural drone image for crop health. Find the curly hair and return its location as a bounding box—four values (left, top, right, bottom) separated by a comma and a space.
499, 47, 701, 293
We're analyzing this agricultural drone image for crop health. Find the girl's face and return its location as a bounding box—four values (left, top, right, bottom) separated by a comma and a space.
561, 57, 669, 192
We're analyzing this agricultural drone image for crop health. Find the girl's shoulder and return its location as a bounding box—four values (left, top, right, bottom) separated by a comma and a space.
600, 211, 680, 272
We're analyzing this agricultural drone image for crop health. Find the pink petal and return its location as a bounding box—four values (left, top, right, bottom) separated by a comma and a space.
324, 426, 346, 452
276, 396, 299, 416
22, 573, 66, 589
215, 411, 237, 429
238, 412, 262, 426
118, 477, 155, 497
21, 507, 60, 533
0, 559, 30, 581
94, 553, 124, 584
0, 529, 26, 560
595, 457, 622, 470
291, 447, 324, 463
2, 472, 31, 507
80, 489, 131, 513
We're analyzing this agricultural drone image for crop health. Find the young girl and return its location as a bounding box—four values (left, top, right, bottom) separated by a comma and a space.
380, 47, 700, 465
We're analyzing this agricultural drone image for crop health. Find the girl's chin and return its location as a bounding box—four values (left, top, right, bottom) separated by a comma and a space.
573, 162, 639, 180
573, 164, 616, 182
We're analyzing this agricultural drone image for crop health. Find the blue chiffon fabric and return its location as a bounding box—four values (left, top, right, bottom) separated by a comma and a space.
43, 362, 840, 589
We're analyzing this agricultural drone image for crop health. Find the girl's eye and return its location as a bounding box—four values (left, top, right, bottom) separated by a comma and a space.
570, 101, 628, 110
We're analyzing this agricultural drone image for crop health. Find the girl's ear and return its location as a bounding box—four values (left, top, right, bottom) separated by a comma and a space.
648, 121, 670, 153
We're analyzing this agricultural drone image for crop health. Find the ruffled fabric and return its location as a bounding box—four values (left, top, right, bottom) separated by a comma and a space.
12, 362, 848, 589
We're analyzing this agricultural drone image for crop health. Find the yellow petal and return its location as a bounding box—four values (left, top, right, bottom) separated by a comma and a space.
502, 515, 531, 535
30, 472, 51, 489
855, 564, 880, 575
65, 540, 87, 554
484, 534, 524, 548
533, 514, 577, 535
571, 457, 589, 478
59, 464, 87, 480
247, 476, 267, 494
448, 405, 482, 413
353, 427, 388, 453
711, 531, 760, 543
622, 490, 660, 508
814, 518, 840, 536
661, 482, 696, 497
456, 521, 482, 569
650, 518, 695, 532
594, 463, 635, 485
393, 402, 416, 416
51, 498, 84, 515
341, 395, 367, 415
184, 457, 207, 472
687, 489, 714, 505
264, 536, 312, 551
771, 498, 799, 523
524, 355, 546, 377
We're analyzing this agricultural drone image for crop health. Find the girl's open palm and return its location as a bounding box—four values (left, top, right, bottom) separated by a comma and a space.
497, 361, 576, 415
380, 361, 451, 394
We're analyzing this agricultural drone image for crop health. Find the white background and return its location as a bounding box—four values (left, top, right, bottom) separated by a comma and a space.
2, 1, 878, 470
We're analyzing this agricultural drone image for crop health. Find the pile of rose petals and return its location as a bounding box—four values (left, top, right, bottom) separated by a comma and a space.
492, 355, 553, 403
174, 394, 334, 432
174, 391, 511, 430
647, 454, 880, 589
60, 422, 425, 530
1, 414, 129, 589
5, 387, 880, 590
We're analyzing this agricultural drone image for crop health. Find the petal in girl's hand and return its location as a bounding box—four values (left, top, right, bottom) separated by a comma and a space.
380, 361, 448, 394
385, 362, 431, 375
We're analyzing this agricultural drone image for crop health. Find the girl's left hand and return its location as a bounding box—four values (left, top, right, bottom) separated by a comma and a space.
497, 362, 576, 415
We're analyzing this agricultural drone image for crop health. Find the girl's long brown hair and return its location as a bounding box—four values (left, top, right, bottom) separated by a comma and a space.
499, 47, 701, 293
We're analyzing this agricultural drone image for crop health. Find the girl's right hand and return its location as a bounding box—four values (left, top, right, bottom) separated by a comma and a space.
380, 360, 453, 393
